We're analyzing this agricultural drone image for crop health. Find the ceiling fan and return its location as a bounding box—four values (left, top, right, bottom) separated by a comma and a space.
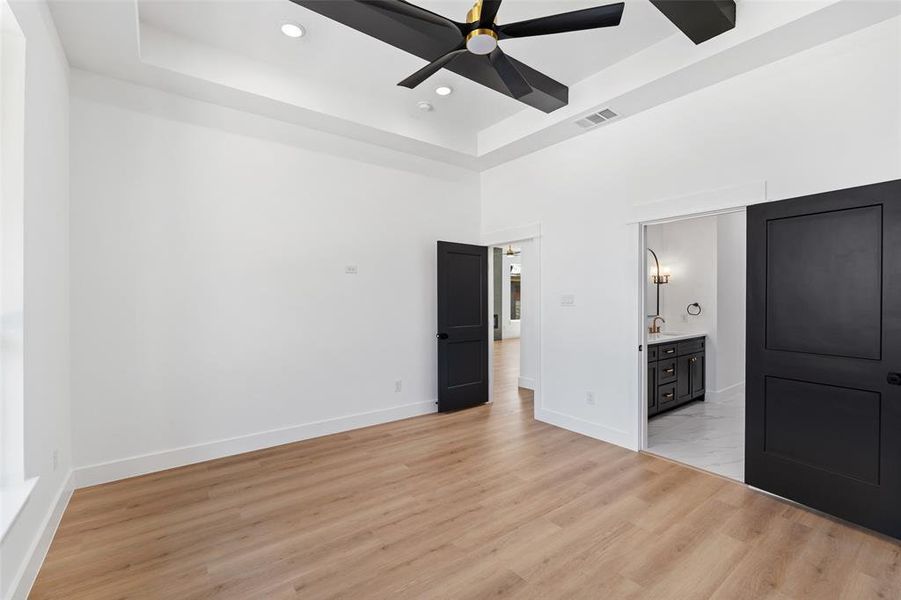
291, 0, 623, 113
290, 0, 737, 113
392, 0, 625, 95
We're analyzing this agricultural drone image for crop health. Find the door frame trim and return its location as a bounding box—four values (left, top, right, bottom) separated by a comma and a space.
482, 224, 542, 416
635, 187, 762, 453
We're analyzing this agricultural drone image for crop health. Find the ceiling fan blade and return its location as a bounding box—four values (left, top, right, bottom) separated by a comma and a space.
371, 0, 466, 34
489, 48, 531, 99
478, 0, 503, 28
290, 1, 465, 49
398, 47, 468, 88
498, 2, 624, 39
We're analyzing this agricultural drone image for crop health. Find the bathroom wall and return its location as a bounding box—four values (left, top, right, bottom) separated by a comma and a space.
715, 212, 746, 395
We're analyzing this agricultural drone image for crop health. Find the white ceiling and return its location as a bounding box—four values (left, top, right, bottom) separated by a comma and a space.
136, 0, 675, 133
49, 0, 901, 169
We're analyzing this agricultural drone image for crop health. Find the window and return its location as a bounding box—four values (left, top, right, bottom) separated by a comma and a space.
1, 0, 32, 541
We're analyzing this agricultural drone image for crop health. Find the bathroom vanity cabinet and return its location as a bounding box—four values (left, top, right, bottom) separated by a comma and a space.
647, 335, 705, 417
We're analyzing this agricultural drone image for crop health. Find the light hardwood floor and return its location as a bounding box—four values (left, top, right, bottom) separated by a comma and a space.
32, 339, 901, 599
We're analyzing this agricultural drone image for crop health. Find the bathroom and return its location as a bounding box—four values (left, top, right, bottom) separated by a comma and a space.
644, 211, 746, 481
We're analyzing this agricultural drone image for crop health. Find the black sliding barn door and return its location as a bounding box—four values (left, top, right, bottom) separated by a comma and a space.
437, 241, 488, 412
746, 179, 901, 538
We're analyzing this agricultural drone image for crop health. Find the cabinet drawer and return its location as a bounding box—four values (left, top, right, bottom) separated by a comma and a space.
677, 337, 704, 356
648, 345, 658, 363
657, 359, 677, 384
658, 383, 677, 409
657, 344, 678, 359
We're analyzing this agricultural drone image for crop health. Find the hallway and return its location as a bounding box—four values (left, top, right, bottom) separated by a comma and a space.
492, 338, 532, 409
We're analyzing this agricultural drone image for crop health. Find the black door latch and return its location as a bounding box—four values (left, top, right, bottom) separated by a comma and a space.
888, 373, 901, 386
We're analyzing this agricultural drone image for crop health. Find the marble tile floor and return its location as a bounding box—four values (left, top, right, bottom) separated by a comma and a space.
647, 392, 745, 481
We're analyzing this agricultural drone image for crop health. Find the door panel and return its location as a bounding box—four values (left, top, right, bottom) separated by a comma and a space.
746, 179, 901, 539
766, 205, 882, 359
764, 377, 880, 485
437, 242, 488, 412
446, 340, 486, 387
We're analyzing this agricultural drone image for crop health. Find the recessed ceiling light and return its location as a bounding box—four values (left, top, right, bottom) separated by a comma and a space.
280, 23, 305, 38
435, 86, 453, 96
417, 101, 434, 112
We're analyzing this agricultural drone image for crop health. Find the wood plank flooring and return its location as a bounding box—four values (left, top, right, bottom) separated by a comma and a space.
31, 339, 901, 599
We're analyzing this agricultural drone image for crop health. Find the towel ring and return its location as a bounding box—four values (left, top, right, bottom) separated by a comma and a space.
687, 302, 702, 316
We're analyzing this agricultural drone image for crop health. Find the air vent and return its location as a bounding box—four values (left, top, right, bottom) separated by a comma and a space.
574, 108, 619, 130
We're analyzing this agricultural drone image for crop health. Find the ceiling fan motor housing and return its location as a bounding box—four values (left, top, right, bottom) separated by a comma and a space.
465, 2, 498, 55
466, 29, 498, 55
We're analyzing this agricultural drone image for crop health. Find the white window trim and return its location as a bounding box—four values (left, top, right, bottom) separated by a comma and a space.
1, 476, 37, 541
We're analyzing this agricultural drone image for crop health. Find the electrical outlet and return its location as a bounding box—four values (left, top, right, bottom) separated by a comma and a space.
52, 449, 59, 471
395, 379, 403, 393
586, 391, 596, 406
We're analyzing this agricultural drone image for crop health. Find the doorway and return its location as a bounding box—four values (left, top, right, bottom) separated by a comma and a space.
641, 210, 747, 481
488, 238, 538, 410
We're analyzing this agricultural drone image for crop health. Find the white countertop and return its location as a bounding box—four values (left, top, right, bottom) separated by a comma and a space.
647, 331, 706, 344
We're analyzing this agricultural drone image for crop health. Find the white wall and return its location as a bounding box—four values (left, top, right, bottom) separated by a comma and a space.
648, 216, 718, 337
481, 17, 901, 449
68, 73, 481, 482
501, 252, 521, 339
0, 1, 71, 598
715, 211, 746, 395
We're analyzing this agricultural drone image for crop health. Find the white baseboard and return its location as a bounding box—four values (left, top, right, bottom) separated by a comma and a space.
536, 408, 637, 451
517, 376, 537, 390
708, 381, 745, 402
9, 471, 74, 600
74, 400, 437, 488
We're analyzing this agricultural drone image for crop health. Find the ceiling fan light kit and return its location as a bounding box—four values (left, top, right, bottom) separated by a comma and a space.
290, 0, 736, 112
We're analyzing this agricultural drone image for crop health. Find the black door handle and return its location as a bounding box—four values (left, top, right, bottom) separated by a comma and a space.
888, 373, 901, 386
436, 333, 449, 340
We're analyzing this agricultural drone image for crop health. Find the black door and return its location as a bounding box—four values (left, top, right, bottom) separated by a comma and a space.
746, 179, 901, 538
437, 241, 489, 412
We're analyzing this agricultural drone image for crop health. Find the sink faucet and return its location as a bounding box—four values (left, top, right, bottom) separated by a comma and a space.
649, 316, 665, 334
